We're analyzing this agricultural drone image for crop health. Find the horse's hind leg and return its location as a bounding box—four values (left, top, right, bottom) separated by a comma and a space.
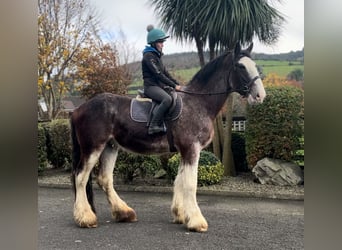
171, 143, 208, 232
97, 142, 137, 223
73, 149, 102, 228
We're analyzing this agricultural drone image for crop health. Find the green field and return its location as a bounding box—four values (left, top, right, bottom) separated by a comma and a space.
255, 60, 304, 77
128, 59, 304, 93
172, 60, 304, 82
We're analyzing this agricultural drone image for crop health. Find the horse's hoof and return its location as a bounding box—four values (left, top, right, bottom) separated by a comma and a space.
188, 224, 208, 233
186, 217, 208, 233
78, 220, 98, 228
74, 215, 98, 228
113, 208, 137, 223
74, 207, 98, 228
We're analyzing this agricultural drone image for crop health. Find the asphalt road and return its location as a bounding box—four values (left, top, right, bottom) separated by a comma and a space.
38, 187, 304, 250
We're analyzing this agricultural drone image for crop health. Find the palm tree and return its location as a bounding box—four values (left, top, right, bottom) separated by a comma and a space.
149, 0, 207, 66
150, 0, 284, 62
149, 0, 285, 175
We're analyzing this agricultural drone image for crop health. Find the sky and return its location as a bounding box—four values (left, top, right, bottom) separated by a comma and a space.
88, 0, 304, 57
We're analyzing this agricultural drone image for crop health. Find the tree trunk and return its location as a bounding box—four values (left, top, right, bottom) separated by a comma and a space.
212, 113, 222, 160
194, 35, 205, 67
222, 95, 236, 176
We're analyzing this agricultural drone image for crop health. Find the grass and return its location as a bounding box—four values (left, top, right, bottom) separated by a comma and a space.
255, 60, 304, 77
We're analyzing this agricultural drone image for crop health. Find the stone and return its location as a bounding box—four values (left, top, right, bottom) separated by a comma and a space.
154, 169, 167, 179
252, 157, 304, 186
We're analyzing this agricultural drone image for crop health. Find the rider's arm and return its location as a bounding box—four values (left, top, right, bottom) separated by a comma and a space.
164, 69, 180, 86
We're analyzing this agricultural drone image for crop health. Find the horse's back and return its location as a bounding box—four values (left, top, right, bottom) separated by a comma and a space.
72, 93, 130, 120
71, 93, 131, 148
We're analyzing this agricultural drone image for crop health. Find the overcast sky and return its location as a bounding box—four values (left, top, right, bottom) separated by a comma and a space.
89, 0, 304, 56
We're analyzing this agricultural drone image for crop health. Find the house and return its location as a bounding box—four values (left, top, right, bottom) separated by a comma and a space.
38, 96, 86, 121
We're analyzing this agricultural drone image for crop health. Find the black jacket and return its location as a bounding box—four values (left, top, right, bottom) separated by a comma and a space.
142, 46, 179, 88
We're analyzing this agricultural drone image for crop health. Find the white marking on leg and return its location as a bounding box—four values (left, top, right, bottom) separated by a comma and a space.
171, 166, 185, 224
74, 150, 102, 227
181, 143, 208, 232
97, 146, 137, 222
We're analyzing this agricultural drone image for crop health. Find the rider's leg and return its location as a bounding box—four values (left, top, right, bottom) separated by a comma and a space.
144, 86, 172, 134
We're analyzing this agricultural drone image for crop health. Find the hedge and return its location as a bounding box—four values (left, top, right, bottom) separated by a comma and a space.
245, 86, 304, 168
167, 151, 224, 186
115, 151, 162, 183
38, 123, 48, 174
38, 119, 72, 170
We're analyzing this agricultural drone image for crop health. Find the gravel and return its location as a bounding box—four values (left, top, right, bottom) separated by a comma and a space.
38, 168, 304, 200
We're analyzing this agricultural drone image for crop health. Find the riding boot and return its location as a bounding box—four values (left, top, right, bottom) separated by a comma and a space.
148, 104, 168, 135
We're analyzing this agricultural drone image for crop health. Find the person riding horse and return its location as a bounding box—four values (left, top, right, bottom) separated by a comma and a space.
142, 25, 181, 135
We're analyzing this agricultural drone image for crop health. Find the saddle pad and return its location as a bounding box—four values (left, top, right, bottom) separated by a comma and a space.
130, 96, 183, 123
130, 99, 152, 122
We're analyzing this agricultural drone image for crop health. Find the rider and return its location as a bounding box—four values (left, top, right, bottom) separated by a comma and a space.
142, 24, 181, 135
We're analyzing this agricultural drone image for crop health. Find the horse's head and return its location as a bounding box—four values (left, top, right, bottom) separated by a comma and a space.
231, 43, 266, 104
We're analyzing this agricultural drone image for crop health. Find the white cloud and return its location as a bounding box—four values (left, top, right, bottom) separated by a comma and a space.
89, 0, 304, 55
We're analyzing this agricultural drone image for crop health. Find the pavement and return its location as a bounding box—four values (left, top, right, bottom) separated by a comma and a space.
38, 168, 304, 201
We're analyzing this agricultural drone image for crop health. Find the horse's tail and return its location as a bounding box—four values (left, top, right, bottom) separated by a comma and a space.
70, 116, 96, 213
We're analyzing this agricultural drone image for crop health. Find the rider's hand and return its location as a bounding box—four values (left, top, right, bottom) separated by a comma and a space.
175, 85, 181, 91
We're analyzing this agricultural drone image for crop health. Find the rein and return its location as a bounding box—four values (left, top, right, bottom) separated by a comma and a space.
177, 76, 260, 96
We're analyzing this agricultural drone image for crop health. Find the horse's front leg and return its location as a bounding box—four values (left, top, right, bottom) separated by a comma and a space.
97, 144, 137, 223
171, 144, 208, 232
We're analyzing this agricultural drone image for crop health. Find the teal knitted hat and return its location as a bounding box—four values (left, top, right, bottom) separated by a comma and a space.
146, 25, 170, 44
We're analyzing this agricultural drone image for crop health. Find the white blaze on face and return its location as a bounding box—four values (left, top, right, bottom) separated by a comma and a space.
238, 57, 266, 104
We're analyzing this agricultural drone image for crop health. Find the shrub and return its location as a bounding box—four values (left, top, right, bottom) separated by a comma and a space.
46, 119, 72, 169
245, 86, 304, 167
115, 151, 161, 183
167, 151, 224, 186
38, 123, 48, 174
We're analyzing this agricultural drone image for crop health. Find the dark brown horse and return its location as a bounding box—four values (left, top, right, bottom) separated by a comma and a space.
70, 43, 266, 232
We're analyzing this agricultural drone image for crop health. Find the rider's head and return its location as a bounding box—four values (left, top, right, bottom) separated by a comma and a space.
146, 25, 169, 52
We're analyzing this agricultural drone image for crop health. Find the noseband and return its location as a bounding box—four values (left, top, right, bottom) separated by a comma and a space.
239, 75, 260, 97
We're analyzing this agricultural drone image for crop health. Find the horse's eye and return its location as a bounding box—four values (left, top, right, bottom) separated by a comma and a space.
236, 64, 245, 70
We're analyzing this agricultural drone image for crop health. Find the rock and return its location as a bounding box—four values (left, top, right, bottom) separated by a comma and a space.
252, 158, 304, 186
154, 169, 167, 179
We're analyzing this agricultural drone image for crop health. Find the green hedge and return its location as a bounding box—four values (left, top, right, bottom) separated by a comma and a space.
38, 123, 48, 174
115, 151, 161, 183
167, 151, 224, 186
48, 119, 72, 169
245, 86, 304, 167
38, 119, 72, 170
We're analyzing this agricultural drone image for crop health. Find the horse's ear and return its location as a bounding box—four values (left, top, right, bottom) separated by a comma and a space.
246, 43, 253, 53
233, 42, 241, 59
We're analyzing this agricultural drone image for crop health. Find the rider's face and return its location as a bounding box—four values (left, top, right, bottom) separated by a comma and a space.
155, 41, 164, 52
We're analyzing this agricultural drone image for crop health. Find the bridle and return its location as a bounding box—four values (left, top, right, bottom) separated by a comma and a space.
235, 75, 260, 97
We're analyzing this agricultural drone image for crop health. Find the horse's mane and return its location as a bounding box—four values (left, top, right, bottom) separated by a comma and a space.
190, 51, 232, 84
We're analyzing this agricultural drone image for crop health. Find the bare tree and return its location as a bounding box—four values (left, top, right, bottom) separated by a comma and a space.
38, 0, 99, 119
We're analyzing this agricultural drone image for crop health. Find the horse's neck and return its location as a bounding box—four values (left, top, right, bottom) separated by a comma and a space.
185, 78, 231, 119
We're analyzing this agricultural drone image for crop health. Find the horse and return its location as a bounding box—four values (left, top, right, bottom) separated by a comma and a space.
70, 43, 266, 232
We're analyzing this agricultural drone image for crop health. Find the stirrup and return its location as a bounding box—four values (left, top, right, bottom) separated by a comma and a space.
148, 123, 166, 135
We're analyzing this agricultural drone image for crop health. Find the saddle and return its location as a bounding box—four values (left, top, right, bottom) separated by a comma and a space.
130, 88, 182, 125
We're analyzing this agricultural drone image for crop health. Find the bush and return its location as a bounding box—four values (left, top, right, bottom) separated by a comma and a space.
245, 86, 304, 167
46, 119, 72, 169
38, 123, 48, 174
167, 151, 224, 186
115, 151, 161, 183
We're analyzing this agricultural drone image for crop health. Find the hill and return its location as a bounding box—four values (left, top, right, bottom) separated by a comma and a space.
127, 48, 304, 80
